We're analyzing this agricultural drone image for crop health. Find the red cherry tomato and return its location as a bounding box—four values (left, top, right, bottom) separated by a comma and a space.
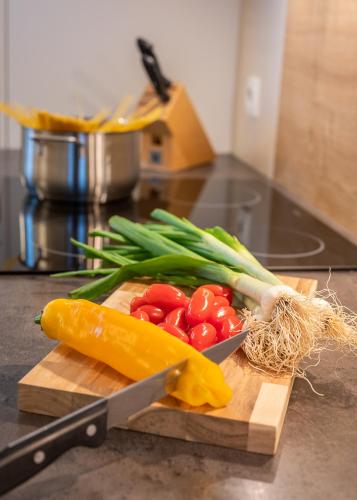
165, 307, 187, 331
137, 305, 164, 324
198, 284, 233, 304
131, 310, 150, 321
143, 284, 187, 311
189, 323, 217, 351
219, 316, 245, 341
130, 295, 147, 313
212, 296, 229, 308
208, 305, 236, 329
186, 288, 215, 326
158, 323, 189, 343
222, 288, 233, 305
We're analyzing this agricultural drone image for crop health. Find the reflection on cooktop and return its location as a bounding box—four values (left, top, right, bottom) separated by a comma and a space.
160, 181, 262, 208
1, 154, 357, 273
252, 228, 325, 259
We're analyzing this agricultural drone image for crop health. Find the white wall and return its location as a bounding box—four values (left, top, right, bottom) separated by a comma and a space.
0, 0, 6, 149
6, 0, 241, 152
233, 0, 287, 177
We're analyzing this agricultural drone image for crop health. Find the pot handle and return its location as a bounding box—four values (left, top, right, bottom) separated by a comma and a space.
31, 133, 80, 144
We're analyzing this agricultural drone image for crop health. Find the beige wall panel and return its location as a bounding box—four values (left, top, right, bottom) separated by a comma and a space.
276, 0, 357, 242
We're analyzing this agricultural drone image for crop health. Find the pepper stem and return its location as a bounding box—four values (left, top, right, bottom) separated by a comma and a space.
34, 313, 42, 325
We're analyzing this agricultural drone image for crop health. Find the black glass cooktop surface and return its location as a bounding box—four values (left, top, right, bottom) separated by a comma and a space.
1, 152, 356, 273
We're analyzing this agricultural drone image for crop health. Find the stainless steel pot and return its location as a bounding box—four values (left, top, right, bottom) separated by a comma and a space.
21, 127, 140, 203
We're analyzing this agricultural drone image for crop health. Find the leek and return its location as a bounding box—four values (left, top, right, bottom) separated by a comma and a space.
69, 254, 268, 301
151, 209, 281, 285
102, 244, 141, 253
52, 268, 117, 278
144, 223, 200, 243
89, 229, 130, 244
70, 239, 133, 266
53, 268, 209, 288
205, 226, 263, 268
109, 216, 204, 260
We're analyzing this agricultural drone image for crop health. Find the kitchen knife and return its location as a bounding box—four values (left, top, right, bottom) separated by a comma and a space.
137, 37, 171, 103
137, 38, 171, 89
0, 328, 248, 495
141, 55, 170, 103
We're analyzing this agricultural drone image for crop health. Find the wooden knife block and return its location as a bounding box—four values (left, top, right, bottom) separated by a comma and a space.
138, 83, 215, 171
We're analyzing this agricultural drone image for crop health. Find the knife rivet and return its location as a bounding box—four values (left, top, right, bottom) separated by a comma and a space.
33, 450, 46, 464
86, 424, 97, 437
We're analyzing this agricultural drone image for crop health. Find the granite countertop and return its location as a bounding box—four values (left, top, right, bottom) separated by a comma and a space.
0, 271, 356, 500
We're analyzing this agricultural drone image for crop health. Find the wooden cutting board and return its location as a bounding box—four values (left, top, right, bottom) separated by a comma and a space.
18, 275, 317, 455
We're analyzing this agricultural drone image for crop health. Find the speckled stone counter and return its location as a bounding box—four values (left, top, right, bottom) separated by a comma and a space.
0, 271, 356, 500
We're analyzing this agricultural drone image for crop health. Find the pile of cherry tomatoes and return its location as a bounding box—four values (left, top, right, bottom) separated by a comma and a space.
130, 283, 244, 351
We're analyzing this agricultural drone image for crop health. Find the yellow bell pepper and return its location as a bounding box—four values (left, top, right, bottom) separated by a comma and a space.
40, 298, 232, 408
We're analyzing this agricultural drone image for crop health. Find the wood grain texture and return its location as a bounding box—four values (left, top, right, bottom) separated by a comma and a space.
275, 0, 357, 243
140, 83, 214, 171
18, 276, 317, 455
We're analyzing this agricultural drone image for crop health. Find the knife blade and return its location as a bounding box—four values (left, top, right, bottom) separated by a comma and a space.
204, 328, 249, 363
0, 328, 248, 494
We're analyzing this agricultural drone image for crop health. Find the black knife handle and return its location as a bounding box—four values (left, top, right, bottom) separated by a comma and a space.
0, 399, 107, 495
142, 56, 170, 103
137, 37, 171, 92
137, 38, 171, 87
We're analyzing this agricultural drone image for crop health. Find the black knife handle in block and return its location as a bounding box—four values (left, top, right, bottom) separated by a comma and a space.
0, 399, 107, 495
137, 37, 171, 91
142, 57, 170, 103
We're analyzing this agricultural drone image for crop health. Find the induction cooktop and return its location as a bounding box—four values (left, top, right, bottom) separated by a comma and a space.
1, 152, 356, 273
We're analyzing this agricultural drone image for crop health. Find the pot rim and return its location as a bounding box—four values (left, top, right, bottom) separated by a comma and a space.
22, 126, 140, 138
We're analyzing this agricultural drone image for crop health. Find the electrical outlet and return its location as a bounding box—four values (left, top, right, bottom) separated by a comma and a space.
244, 76, 261, 118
